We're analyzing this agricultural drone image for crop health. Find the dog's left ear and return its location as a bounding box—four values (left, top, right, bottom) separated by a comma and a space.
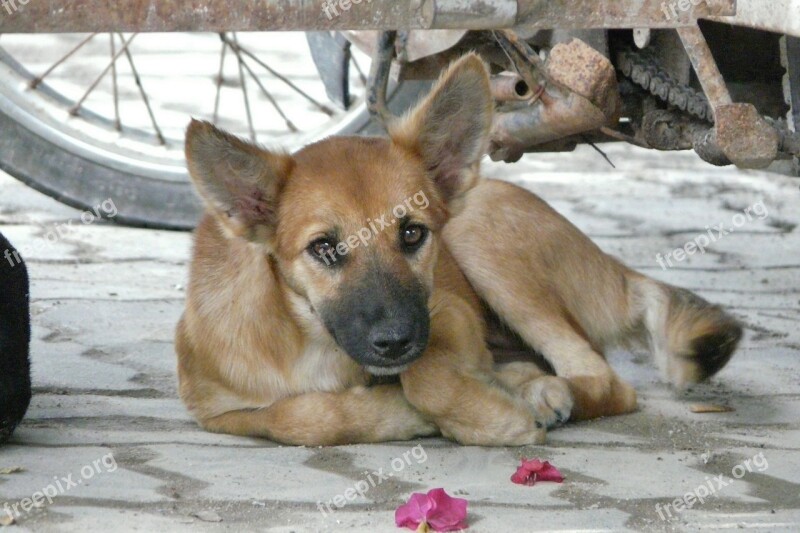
390, 53, 492, 205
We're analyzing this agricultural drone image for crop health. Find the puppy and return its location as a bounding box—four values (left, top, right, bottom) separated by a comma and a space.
0, 232, 32, 443
177, 54, 741, 446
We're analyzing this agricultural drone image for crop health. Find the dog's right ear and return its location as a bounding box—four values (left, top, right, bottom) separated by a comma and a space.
185, 120, 294, 243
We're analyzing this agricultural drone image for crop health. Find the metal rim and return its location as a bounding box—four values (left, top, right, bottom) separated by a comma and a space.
0, 32, 379, 182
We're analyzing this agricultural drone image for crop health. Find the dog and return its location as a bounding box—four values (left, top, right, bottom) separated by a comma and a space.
0, 232, 32, 443
176, 54, 742, 446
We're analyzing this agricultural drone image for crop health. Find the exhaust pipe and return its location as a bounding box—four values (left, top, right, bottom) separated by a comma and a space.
490, 74, 535, 102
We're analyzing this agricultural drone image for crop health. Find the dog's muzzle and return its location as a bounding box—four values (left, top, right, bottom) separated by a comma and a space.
320, 272, 430, 372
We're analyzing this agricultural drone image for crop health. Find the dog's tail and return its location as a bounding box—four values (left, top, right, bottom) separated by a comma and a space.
629, 274, 742, 387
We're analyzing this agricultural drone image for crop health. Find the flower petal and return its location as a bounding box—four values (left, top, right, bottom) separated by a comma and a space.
520, 458, 546, 473
537, 461, 565, 483
510, 465, 534, 485
396, 492, 434, 530
510, 458, 564, 485
425, 489, 468, 531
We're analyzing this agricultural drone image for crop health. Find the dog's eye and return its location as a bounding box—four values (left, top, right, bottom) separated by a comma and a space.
308, 238, 337, 264
401, 224, 427, 250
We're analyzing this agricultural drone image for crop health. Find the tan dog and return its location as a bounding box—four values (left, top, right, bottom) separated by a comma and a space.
176, 54, 741, 446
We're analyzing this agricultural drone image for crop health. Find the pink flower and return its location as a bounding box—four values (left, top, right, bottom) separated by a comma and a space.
395, 488, 468, 532
510, 458, 564, 486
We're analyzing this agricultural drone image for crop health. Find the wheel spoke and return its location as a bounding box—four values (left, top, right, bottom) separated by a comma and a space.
3, 31, 366, 161
109, 33, 121, 131
222, 32, 298, 133
238, 53, 298, 133
350, 54, 367, 87
116, 33, 165, 145
213, 36, 228, 124
69, 33, 137, 116
220, 33, 334, 116
232, 33, 256, 142
30, 33, 97, 89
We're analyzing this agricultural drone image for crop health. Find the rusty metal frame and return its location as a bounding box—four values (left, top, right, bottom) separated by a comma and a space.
677, 24, 780, 168
516, 0, 736, 31
676, 26, 733, 112
0, 0, 735, 34
366, 30, 396, 124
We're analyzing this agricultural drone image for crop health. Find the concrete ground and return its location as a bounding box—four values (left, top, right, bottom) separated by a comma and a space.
0, 144, 799, 532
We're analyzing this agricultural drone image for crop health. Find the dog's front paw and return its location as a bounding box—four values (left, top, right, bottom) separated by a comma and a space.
521, 376, 574, 429
439, 419, 546, 447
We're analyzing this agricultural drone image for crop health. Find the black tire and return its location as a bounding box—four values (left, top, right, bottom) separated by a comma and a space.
0, 46, 429, 230
785, 36, 800, 176
0, 110, 205, 230
0, 232, 31, 444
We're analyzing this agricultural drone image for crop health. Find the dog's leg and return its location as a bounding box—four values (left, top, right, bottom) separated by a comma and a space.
489, 304, 637, 421
400, 293, 545, 446
402, 356, 546, 446
513, 318, 638, 420
202, 384, 437, 446
493, 362, 574, 429
445, 179, 638, 420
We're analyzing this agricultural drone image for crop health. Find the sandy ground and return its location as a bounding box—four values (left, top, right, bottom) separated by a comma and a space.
0, 140, 799, 532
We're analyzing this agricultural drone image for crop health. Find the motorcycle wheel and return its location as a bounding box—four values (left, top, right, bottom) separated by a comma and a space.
0, 32, 426, 230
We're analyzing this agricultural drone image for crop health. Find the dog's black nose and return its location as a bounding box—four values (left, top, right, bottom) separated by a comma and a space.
368, 321, 413, 359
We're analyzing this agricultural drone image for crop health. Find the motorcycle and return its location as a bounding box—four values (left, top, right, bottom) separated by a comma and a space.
0, 0, 797, 229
